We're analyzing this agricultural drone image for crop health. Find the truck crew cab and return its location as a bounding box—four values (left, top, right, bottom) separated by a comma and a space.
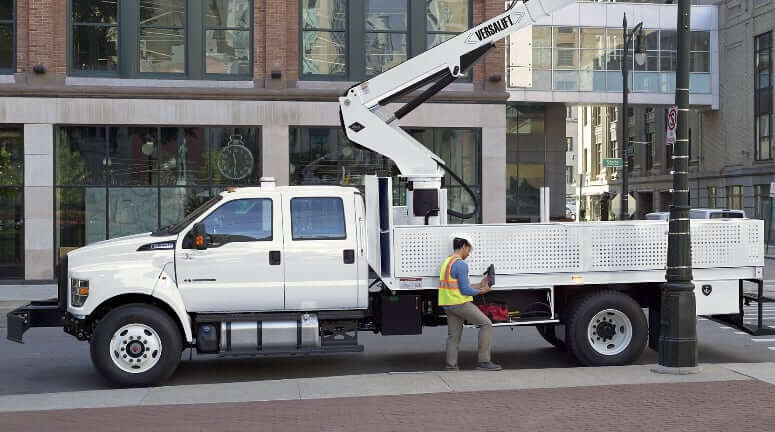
7, 0, 771, 387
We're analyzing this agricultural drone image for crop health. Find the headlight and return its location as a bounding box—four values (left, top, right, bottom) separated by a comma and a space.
71, 279, 89, 307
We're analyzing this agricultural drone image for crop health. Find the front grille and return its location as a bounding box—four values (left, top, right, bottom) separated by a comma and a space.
57, 255, 68, 312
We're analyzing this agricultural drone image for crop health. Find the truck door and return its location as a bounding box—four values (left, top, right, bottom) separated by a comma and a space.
282, 192, 359, 310
176, 193, 284, 312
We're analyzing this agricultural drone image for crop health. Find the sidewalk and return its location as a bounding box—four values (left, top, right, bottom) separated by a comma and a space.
0, 363, 773, 431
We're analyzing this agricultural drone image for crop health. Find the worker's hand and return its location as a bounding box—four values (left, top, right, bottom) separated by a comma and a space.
479, 276, 492, 294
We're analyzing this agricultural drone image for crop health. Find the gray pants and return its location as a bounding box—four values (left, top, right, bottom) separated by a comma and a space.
445, 301, 493, 366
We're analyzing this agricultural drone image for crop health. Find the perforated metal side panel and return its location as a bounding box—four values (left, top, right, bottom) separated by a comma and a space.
392, 220, 764, 277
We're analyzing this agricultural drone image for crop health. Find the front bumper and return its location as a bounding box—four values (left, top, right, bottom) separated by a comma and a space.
6, 299, 66, 343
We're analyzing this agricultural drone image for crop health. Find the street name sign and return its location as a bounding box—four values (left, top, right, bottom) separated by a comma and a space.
603, 158, 623, 168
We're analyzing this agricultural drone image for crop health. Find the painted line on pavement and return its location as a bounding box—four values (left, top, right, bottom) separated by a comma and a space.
751, 339, 775, 342
768, 347, 775, 351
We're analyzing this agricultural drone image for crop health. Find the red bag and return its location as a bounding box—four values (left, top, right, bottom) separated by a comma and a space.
477, 302, 509, 322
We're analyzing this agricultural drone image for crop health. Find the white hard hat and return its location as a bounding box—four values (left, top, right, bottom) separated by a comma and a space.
450, 233, 474, 250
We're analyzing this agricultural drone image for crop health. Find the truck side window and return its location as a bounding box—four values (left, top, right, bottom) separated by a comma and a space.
198, 198, 272, 247
291, 197, 346, 240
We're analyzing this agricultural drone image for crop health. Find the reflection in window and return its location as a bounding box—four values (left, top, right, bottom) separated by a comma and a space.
302, 0, 347, 77
71, 0, 118, 73
0, 128, 23, 278
509, 26, 713, 93
205, 0, 251, 75
426, 0, 469, 48
291, 197, 346, 240
203, 198, 272, 245
289, 127, 481, 223
365, 0, 408, 76
0, 0, 13, 71
55, 126, 261, 258
139, 0, 186, 73
507, 103, 545, 135
755, 32, 772, 161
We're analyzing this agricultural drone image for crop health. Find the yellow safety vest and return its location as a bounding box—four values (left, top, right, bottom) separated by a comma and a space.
438, 255, 474, 307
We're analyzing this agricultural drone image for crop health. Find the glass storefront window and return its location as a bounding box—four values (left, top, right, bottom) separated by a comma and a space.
55, 126, 261, 258
289, 127, 481, 223
510, 26, 712, 94
0, 127, 23, 279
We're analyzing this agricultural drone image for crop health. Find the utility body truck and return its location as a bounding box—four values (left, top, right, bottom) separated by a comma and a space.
7, 0, 770, 387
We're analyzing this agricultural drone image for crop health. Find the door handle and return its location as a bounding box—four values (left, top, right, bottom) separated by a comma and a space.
269, 250, 281, 265
343, 249, 355, 264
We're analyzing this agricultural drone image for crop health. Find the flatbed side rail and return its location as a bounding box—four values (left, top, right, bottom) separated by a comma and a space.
709, 279, 775, 336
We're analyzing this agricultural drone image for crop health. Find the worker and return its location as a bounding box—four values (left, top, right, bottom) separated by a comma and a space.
439, 233, 502, 371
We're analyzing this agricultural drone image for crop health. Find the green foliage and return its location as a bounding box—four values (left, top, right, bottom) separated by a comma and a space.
0, 145, 21, 186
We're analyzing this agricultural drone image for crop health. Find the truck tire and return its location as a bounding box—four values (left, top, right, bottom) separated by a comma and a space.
536, 324, 565, 350
90, 304, 182, 387
566, 291, 647, 366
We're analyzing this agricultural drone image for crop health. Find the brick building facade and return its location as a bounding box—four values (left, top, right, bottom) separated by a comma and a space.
0, 0, 510, 281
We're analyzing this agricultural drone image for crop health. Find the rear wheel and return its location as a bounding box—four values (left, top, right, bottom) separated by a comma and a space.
536, 324, 565, 350
566, 291, 647, 366
90, 304, 182, 387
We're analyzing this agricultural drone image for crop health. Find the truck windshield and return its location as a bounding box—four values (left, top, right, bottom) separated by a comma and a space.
165, 196, 223, 235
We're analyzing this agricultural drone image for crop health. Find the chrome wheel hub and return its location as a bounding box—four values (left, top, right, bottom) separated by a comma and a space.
109, 324, 162, 374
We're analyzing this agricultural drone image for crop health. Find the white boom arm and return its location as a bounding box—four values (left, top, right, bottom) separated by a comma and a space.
339, 0, 575, 179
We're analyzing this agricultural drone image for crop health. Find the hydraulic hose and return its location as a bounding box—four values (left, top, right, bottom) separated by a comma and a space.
437, 161, 479, 220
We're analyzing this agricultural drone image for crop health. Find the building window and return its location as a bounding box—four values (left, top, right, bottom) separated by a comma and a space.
727, 185, 743, 210
301, 0, 347, 78
755, 32, 772, 161
0, 0, 14, 73
506, 162, 544, 223
289, 126, 481, 224
645, 108, 655, 170
139, 0, 186, 74
510, 26, 711, 93
71, 0, 119, 74
0, 127, 23, 279
302, 0, 471, 81
427, 0, 469, 48
565, 166, 574, 184
507, 103, 545, 135
205, 0, 252, 76
754, 184, 771, 218
54, 126, 261, 258
594, 142, 602, 176
69, 0, 253, 79
566, 137, 573, 152
365, 0, 408, 77
707, 186, 717, 208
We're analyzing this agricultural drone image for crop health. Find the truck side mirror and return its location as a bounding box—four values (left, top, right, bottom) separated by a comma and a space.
192, 223, 207, 250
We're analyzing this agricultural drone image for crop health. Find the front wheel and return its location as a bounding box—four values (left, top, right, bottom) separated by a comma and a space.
566, 291, 647, 366
90, 304, 182, 387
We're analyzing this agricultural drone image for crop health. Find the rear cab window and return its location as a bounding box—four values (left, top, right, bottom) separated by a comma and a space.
290, 197, 346, 240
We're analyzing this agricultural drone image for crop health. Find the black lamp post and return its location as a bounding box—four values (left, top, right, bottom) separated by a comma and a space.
657, 0, 698, 370
620, 14, 646, 221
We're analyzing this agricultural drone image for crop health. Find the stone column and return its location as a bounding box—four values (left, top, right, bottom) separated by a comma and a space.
23, 124, 54, 280
481, 106, 507, 224
262, 125, 290, 186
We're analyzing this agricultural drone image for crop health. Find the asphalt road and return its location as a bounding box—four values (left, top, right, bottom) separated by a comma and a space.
1, 259, 774, 397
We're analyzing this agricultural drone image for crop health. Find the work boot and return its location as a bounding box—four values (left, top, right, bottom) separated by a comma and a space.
476, 361, 502, 371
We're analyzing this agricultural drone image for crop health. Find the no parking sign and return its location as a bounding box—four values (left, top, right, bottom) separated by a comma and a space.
666, 105, 677, 147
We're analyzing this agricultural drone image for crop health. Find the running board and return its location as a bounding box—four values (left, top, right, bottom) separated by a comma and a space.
214, 345, 365, 358
709, 279, 775, 337
464, 319, 559, 328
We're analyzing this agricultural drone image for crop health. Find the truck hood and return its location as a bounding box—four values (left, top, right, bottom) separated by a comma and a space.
67, 232, 177, 274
